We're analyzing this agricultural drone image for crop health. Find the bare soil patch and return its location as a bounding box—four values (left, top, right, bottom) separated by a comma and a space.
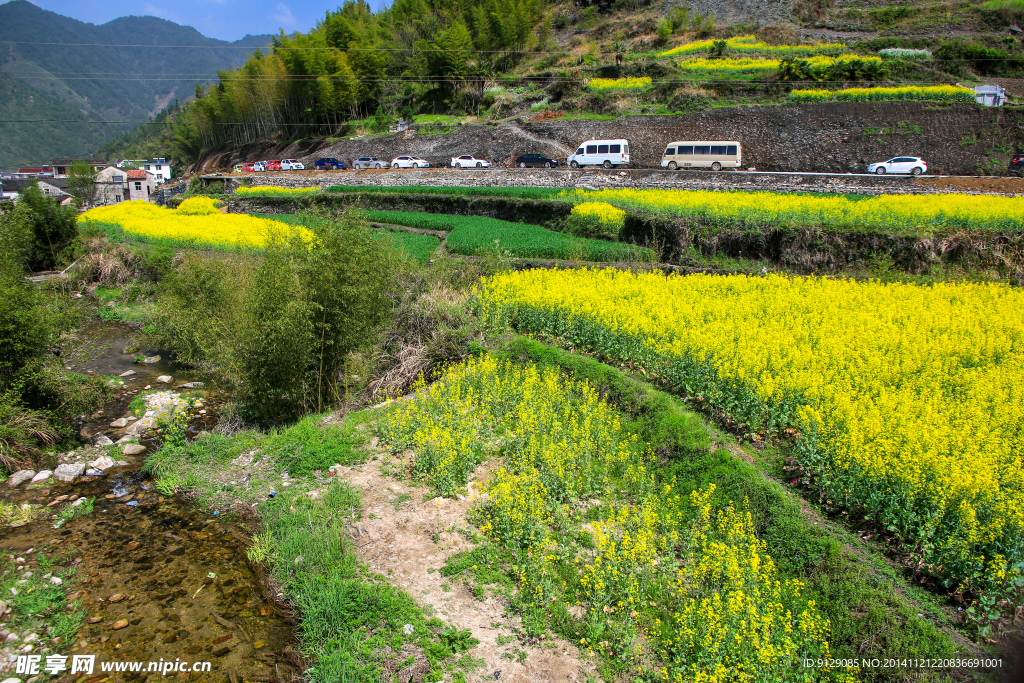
918, 175, 1024, 195
332, 443, 598, 682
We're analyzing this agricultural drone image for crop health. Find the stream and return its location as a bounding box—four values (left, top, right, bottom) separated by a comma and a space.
0, 317, 299, 681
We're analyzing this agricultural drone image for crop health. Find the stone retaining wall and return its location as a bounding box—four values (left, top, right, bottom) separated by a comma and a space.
238, 167, 932, 196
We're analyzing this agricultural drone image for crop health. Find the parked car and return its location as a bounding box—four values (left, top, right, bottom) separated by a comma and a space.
567, 139, 630, 169
451, 155, 491, 168
515, 153, 559, 168
353, 157, 386, 169
232, 163, 254, 173
1009, 150, 1024, 176
253, 161, 268, 172
265, 160, 282, 171
280, 159, 305, 170
867, 156, 927, 175
390, 156, 430, 169
313, 157, 346, 170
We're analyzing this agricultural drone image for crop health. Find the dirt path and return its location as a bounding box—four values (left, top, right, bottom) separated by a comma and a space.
333, 441, 598, 683
498, 122, 572, 157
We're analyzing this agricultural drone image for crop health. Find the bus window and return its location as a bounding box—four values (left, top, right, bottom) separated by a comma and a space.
610, 144, 621, 153
711, 145, 727, 155
695, 146, 710, 155
586, 145, 597, 154
665, 148, 675, 156
727, 145, 737, 155
678, 146, 693, 155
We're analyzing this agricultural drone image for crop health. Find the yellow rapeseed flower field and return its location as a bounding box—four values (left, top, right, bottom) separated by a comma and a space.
378, 356, 853, 681
557, 187, 1024, 233
476, 270, 1024, 601
79, 199, 309, 249
660, 35, 846, 58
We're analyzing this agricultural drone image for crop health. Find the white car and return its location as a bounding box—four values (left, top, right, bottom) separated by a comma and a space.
390, 156, 430, 169
253, 161, 267, 172
451, 155, 491, 168
867, 156, 927, 175
280, 159, 305, 170
353, 157, 386, 169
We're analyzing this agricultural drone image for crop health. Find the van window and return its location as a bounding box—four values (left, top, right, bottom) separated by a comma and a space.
598, 144, 609, 154
711, 146, 727, 155
695, 146, 710, 155
727, 145, 737, 156
610, 144, 620, 153
576, 149, 584, 155
665, 148, 675, 156
624, 144, 629, 154
586, 145, 597, 154
678, 146, 693, 155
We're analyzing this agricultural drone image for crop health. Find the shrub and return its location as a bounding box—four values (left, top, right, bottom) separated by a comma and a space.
7, 184, 77, 270
153, 209, 402, 419
565, 202, 625, 239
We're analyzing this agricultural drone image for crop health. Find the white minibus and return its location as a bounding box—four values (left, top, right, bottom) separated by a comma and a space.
661, 141, 742, 171
568, 139, 630, 168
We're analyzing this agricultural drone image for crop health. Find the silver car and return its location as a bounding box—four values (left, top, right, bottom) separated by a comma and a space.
353, 157, 386, 169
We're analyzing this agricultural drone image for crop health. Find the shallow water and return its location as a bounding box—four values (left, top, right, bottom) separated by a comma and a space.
1, 471, 299, 682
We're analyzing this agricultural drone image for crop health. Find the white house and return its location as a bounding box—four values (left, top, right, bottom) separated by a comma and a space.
142, 158, 172, 184
94, 166, 127, 206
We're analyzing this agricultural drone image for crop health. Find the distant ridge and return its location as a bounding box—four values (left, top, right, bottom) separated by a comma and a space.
0, 0, 274, 168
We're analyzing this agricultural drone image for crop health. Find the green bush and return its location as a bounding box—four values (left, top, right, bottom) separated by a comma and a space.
153, 209, 403, 419
10, 184, 78, 270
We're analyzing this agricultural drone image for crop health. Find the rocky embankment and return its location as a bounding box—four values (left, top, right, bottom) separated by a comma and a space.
196, 102, 1024, 177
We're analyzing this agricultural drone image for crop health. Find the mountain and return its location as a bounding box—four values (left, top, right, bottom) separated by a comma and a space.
0, 0, 274, 169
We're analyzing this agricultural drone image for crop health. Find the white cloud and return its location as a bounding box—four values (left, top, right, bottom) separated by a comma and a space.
271, 2, 296, 25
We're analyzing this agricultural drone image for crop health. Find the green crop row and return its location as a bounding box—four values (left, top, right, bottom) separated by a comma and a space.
325, 185, 564, 200
366, 210, 654, 262
255, 213, 440, 264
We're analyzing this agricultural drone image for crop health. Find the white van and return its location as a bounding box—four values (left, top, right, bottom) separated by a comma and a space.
568, 139, 630, 169
661, 141, 742, 171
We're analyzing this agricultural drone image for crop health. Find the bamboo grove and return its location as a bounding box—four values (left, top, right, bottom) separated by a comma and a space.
177, 0, 541, 152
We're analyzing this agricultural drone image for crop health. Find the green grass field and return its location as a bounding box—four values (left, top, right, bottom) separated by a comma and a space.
366, 210, 654, 261
325, 185, 564, 200
256, 213, 441, 264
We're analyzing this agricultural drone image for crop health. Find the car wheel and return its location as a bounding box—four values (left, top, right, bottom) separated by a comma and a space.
519, 162, 526, 168
392, 163, 400, 169
456, 162, 461, 168
668, 161, 677, 170
476, 162, 482, 167
570, 161, 579, 169
603, 160, 612, 169
712, 162, 722, 171
912, 167, 923, 176
875, 167, 886, 175
545, 162, 552, 169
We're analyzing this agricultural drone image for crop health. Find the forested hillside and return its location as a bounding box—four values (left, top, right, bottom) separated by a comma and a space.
0, 0, 272, 168
103, 0, 1024, 169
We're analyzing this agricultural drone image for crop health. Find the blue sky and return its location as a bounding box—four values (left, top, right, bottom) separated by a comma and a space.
15, 0, 390, 41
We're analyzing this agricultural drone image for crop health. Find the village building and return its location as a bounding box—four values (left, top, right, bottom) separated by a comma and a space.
126, 169, 156, 201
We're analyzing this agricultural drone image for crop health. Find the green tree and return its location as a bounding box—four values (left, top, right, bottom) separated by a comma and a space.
66, 161, 98, 208
16, 183, 78, 270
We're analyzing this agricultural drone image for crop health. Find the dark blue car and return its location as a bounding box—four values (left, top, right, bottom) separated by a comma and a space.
313, 157, 346, 170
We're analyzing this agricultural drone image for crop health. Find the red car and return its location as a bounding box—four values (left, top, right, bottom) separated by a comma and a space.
266, 160, 282, 171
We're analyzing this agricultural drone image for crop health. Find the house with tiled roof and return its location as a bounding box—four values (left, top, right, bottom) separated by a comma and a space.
126, 169, 156, 201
